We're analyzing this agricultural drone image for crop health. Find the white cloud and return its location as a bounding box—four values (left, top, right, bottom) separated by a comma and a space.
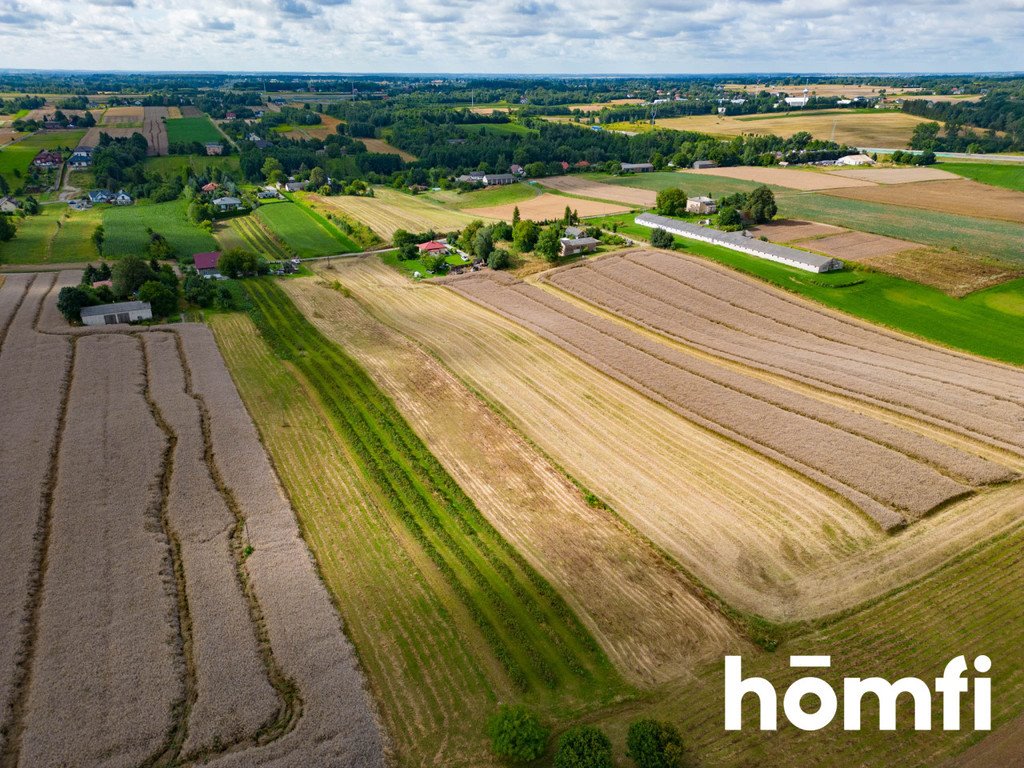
0, 0, 1020, 72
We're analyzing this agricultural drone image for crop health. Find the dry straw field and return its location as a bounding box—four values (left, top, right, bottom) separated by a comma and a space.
538, 175, 657, 205
465, 192, 628, 221
311, 187, 493, 238
306, 258, 1024, 624
0, 272, 386, 767
822, 178, 1024, 222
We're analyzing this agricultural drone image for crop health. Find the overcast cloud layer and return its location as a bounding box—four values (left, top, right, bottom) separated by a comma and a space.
0, 0, 1021, 73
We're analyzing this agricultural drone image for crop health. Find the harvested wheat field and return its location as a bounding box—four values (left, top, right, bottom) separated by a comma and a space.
314, 258, 1024, 623
452, 270, 1014, 531
359, 137, 416, 161
0, 272, 387, 768
542, 250, 1024, 459
285, 272, 745, 685
748, 219, 846, 242
143, 106, 169, 155
828, 166, 961, 184
466, 192, 628, 222
100, 106, 143, 127
804, 230, 917, 259
539, 175, 656, 206
823, 178, 1024, 223
690, 165, 875, 190
312, 187, 496, 239
179, 105, 203, 118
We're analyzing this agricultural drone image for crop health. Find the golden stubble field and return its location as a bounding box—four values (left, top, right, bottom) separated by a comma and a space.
308, 257, 1024, 626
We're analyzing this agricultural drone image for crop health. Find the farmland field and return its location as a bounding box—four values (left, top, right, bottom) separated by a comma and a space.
102, 199, 218, 258
457, 122, 537, 136
690, 165, 875, 190
229, 214, 294, 259
142, 106, 169, 155
465, 192, 628, 221
618, 110, 938, 147
586, 212, 1024, 364
311, 187, 497, 239
428, 182, 540, 209
538, 175, 657, 206
254, 201, 357, 257
0, 205, 101, 265
822, 178, 1024, 222
358, 137, 416, 161
165, 116, 223, 145
938, 161, 1024, 191
0, 272, 387, 768
144, 154, 240, 175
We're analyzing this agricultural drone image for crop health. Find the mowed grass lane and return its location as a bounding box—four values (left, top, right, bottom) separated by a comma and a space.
243, 279, 620, 699
590, 213, 1024, 366
211, 311, 500, 765
255, 201, 358, 257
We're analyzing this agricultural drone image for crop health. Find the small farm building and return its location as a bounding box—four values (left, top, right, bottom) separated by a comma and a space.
686, 196, 717, 214
483, 173, 516, 186
564, 226, 585, 238
201, 182, 220, 193
0, 196, 19, 213
560, 237, 600, 257
621, 162, 654, 172
835, 154, 876, 166
68, 150, 93, 168
205, 142, 225, 156
32, 150, 63, 169
692, 160, 718, 170
80, 301, 152, 326
114, 190, 133, 205
635, 213, 843, 273
194, 251, 222, 277
212, 196, 242, 212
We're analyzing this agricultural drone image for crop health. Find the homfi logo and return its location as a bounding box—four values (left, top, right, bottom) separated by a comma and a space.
724, 655, 991, 731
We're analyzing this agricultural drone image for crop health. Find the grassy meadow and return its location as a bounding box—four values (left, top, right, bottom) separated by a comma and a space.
102, 199, 217, 258
0, 204, 102, 264
165, 116, 223, 145
938, 161, 1024, 192
255, 200, 358, 257
144, 155, 241, 176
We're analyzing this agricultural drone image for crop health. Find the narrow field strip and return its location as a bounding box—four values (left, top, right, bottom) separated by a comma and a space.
0, 275, 72, 763
142, 332, 282, 760
17, 333, 183, 768
243, 279, 618, 699
450, 272, 1002, 528
287, 274, 746, 685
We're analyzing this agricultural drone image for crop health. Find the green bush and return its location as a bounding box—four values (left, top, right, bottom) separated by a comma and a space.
487, 705, 549, 762
626, 719, 693, 768
649, 228, 674, 249
554, 725, 612, 768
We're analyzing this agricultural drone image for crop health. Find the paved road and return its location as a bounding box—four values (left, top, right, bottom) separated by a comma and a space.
858, 148, 1024, 163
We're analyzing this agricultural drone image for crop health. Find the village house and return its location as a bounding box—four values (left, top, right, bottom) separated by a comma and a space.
686, 196, 717, 214
212, 196, 242, 212
67, 148, 93, 168
32, 150, 63, 169
564, 225, 585, 239
482, 173, 516, 186
509, 164, 524, 176
257, 186, 281, 199
204, 142, 224, 156
692, 160, 718, 170
0, 196, 19, 214
560, 237, 600, 258
620, 162, 654, 173
80, 301, 152, 326
114, 190, 133, 205
193, 251, 222, 277
417, 240, 449, 255
88, 189, 113, 204
201, 182, 220, 193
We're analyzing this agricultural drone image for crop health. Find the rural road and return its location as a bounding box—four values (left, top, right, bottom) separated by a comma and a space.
858, 147, 1024, 163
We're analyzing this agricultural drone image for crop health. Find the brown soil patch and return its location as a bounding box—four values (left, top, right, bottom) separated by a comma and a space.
828, 167, 960, 184
100, 106, 143, 127
823, 179, 1024, 223
805, 230, 916, 260
143, 106, 169, 156
691, 165, 876, 190
859, 248, 1024, 297
748, 219, 846, 242
466, 193, 628, 222
539, 176, 655, 206
179, 105, 203, 118
359, 137, 416, 162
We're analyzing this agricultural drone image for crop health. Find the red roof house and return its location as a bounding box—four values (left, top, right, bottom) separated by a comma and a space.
201, 182, 220, 193
417, 240, 449, 254
193, 251, 221, 272
559, 161, 570, 170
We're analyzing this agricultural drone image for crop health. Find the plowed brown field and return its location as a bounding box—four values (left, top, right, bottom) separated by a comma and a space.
465, 192, 628, 221
539, 175, 657, 206
823, 178, 1024, 223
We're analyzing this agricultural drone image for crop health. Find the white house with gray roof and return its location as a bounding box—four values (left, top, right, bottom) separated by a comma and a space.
80, 301, 152, 326
634, 213, 843, 273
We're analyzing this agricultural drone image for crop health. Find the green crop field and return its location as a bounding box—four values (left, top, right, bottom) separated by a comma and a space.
0, 204, 101, 265
457, 122, 537, 136
428, 182, 539, 210
165, 116, 223, 145
144, 155, 240, 176
597, 170, 1024, 264
938, 161, 1024, 192
255, 200, 358, 257
590, 211, 1024, 365
211, 281, 623, 764
102, 198, 217, 258
230, 214, 294, 259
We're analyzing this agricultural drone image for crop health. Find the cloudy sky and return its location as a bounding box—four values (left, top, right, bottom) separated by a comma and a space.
0, 0, 1021, 74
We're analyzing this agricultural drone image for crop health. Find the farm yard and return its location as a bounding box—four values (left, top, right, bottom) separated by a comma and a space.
0, 272, 388, 768
310, 187, 495, 239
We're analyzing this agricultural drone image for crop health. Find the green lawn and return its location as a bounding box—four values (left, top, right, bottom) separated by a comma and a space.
590, 211, 1024, 365
0, 205, 102, 265
937, 161, 1024, 192
165, 116, 223, 145
379, 248, 471, 278
428, 183, 539, 210
144, 155, 240, 176
102, 199, 217, 258
256, 199, 358, 257
457, 122, 537, 136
